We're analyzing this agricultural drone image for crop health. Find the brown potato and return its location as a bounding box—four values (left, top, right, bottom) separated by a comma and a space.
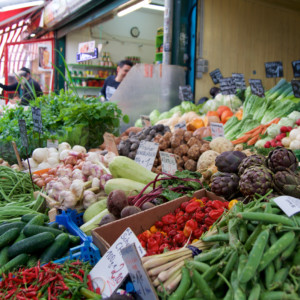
187, 137, 202, 148
187, 144, 201, 160
184, 159, 197, 171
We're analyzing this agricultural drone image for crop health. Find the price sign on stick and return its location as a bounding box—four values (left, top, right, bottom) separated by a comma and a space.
265, 61, 284, 78
249, 79, 265, 97
160, 151, 177, 175
31, 107, 43, 133
179, 85, 193, 102
291, 80, 300, 98
121, 244, 158, 300
89, 228, 146, 298
209, 68, 223, 84
232, 73, 246, 90
210, 122, 224, 139
220, 77, 236, 95
292, 60, 300, 78
273, 196, 300, 217
141, 115, 151, 127
135, 141, 158, 170
103, 132, 119, 156
174, 121, 187, 130
47, 139, 59, 149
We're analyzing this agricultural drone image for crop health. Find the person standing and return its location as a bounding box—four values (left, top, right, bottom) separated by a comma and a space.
0, 67, 43, 106
100, 60, 133, 101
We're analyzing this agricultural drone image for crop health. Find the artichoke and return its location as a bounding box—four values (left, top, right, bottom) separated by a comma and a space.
215, 151, 247, 173
273, 169, 300, 198
211, 172, 239, 200
239, 166, 273, 197
238, 154, 267, 176
267, 147, 298, 173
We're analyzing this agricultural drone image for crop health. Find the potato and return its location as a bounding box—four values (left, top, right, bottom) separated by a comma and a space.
200, 143, 210, 153
187, 137, 202, 148
174, 128, 185, 137
184, 159, 197, 171
170, 136, 181, 148
163, 132, 172, 141
184, 131, 193, 142
174, 144, 189, 157
187, 144, 201, 160
182, 156, 189, 163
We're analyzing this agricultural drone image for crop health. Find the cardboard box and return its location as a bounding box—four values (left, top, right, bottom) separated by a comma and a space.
92, 189, 225, 256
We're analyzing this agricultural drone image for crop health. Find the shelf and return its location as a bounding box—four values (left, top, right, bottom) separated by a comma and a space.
71, 76, 106, 80
68, 63, 116, 70
75, 86, 101, 89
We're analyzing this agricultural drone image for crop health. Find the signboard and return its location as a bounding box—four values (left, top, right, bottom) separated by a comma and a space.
219, 77, 236, 95
90, 228, 146, 298
47, 139, 59, 149
273, 196, 300, 217
141, 115, 151, 127
291, 80, 300, 98
103, 132, 119, 156
174, 121, 187, 130
135, 141, 159, 170
210, 122, 224, 139
232, 73, 246, 90
265, 61, 284, 78
179, 85, 193, 102
159, 151, 177, 175
18, 120, 28, 148
121, 244, 158, 300
249, 79, 265, 97
76, 48, 98, 62
292, 60, 300, 78
209, 68, 223, 84
31, 107, 43, 133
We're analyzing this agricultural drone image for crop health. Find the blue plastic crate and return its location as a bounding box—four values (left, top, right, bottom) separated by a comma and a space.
65, 209, 84, 227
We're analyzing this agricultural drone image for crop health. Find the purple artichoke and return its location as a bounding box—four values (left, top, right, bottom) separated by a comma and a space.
211, 172, 239, 200
267, 147, 298, 173
215, 151, 247, 173
238, 154, 267, 176
273, 169, 300, 198
239, 166, 273, 197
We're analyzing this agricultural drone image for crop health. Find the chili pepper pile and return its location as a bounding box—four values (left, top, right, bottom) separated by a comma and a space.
138, 197, 228, 255
0, 260, 101, 300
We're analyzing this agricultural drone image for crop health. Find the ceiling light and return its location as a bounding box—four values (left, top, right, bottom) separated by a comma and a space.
0, 1, 44, 12
143, 4, 165, 11
117, 0, 151, 17
30, 33, 36, 37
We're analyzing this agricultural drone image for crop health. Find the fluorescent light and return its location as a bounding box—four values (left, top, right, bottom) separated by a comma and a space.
117, 0, 150, 17
144, 4, 165, 11
0, 1, 44, 12
30, 33, 36, 37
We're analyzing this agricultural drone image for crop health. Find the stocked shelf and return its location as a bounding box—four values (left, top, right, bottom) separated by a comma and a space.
75, 86, 101, 89
71, 76, 106, 80
68, 63, 116, 69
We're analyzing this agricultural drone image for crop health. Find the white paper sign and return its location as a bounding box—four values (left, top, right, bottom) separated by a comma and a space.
273, 196, 300, 217
90, 228, 146, 298
141, 115, 151, 127
135, 141, 159, 170
121, 244, 158, 300
160, 151, 177, 175
174, 121, 187, 130
210, 122, 224, 139
47, 139, 59, 149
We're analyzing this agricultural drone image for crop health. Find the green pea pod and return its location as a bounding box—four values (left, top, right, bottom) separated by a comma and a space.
269, 268, 289, 291
223, 288, 233, 300
248, 283, 261, 300
168, 267, 191, 300
195, 247, 230, 262
186, 261, 210, 273
237, 222, 248, 244
293, 247, 300, 265
260, 291, 299, 300
185, 281, 196, 299
237, 254, 248, 280
202, 233, 229, 243
192, 268, 217, 300
269, 231, 282, 271
281, 238, 297, 261
202, 263, 222, 281
244, 224, 263, 251
265, 261, 275, 290
228, 218, 240, 250
264, 203, 272, 213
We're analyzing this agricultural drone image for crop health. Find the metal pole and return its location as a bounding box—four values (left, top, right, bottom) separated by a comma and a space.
163, 0, 173, 65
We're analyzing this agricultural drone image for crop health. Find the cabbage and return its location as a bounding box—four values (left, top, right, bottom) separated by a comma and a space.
255, 136, 272, 148
135, 118, 142, 127
203, 99, 219, 113
287, 111, 300, 122
267, 124, 280, 138
149, 109, 160, 124
169, 105, 182, 114
181, 101, 197, 112
158, 111, 172, 121
223, 95, 243, 110
278, 117, 295, 128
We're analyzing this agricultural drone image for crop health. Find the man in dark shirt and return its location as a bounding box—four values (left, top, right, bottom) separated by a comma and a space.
0, 67, 43, 106
101, 60, 133, 101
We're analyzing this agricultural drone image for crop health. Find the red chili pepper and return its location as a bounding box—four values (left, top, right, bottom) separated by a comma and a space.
195, 211, 205, 222
96, 287, 101, 294
204, 217, 215, 227
159, 243, 170, 252
174, 207, 182, 214
87, 275, 93, 291
168, 229, 177, 237
71, 273, 83, 282
162, 214, 176, 225
162, 225, 170, 233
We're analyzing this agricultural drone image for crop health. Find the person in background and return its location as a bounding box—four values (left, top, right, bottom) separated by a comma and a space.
210, 87, 220, 98
100, 60, 133, 101
0, 67, 43, 106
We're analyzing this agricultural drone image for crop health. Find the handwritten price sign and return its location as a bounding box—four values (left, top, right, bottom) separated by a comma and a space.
135, 141, 159, 170
160, 151, 177, 175
210, 122, 224, 139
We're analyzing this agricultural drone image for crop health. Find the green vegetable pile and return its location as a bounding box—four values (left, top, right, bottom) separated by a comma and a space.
166, 195, 300, 300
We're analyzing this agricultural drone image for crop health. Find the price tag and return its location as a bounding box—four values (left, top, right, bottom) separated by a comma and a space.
31, 107, 43, 133
103, 132, 119, 156
179, 85, 193, 102
174, 121, 187, 130
134, 141, 159, 170
159, 151, 177, 175
18, 120, 28, 148
220, 77, 236, 95
90, 228, 146, 298
232, 73, 246, 90
292, 60, 300, 78
141, 115, 151, 127
210, 122, 224, 139
273, 196, 300, 217
47, 139, 59, 149
121, 244, 158, 300
291, 80, 300, 98
209, 68, 223, 84
249, 79, 265, 97
265, 61, 284, 78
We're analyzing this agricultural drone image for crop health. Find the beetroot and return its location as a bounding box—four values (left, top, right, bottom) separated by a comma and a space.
120, 206, 141, 218
99, 213, 117, 226
107, 190, 128, 218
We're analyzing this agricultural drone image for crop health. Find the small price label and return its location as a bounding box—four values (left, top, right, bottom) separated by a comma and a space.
210, 122, 224, 139
179, 85, 193, 102
18, 119, 28, 148
160, 151, 177, 175
209, 68, 223, 84
292, 60, 300, 78
135, 141, 159, 170
103, 132, 119, 156
265, 61, 284, 78
232, 73, 246, 90
220, 77, 236, 95
31, 107, 43, 133
141, 115, 151, 127
249, 79, 265, 97
121, 244, 158, 300
273, 196, 300, 217
174, 121, 187, 130
47, 139, 59, 149
292, 80, 300, 98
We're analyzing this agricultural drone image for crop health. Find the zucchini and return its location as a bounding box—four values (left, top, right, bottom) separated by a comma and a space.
23, 225, 64, 237
0, 246, 9, 267
0, 253, 29, 275
0, 228, 21, 248
40, 233, 70, 263
21, 214, 48, 223
0, 222, 25, 236
27, 255, 39, 268
8, 232, 55, 258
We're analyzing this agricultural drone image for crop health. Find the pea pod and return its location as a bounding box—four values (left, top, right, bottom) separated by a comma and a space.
202, 263, 222, 281
237, 222, 248, 243
228, 218, 240, 249
237, 254, 248, 280
248, 283, 261, 300
245, 224, 263, 251
185, 281, 196, 299
260, 291, 299, 300
269, 231, 282, 271
168, 267, 191, 300
269, 268, 289, 291
281, 238, 298, 261
265, 261, 275, 290
293, 247, 300, 265
231, 270, 246, 300
202, 233, 229, 243
195, 247, 230, 262
223, 289, 233, 300
185, 261, 210, 273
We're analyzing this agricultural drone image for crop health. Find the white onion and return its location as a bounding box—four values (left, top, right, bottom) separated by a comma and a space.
32, 148, 49, 163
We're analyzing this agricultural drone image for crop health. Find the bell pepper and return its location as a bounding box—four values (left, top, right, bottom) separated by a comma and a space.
209, 208, 224, 220
162, 214, 176, 225
185, 201, 201, 213
193, 228, 204, 239
228, 199, 238, 209
183, 219, 198, 237
147, 238, 159, 252
150, 225, 157, 233
180, 202, 189, 211
173, 232, 185, 245
155, 221, 163, 228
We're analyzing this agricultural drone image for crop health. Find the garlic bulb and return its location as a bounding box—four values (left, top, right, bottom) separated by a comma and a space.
59, 149, 70, 161
83, 190, 97, 209
72, 169, 85, 181
70, 179, 84, 200
59, 191, 77, 209
72, 145, 87, 154
92, 178, 100, 188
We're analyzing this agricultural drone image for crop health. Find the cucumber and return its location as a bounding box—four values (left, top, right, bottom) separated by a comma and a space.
23, 225, 64, 237
0, 253, 29, 275
27, 255, 39, 268
58, 225, 67, 232
0, 246, 9, 267
69, 235, 80, 246
8, 232, 55, 258
48, 222, 59, 229
0, 228, 21, 248
40, 233, 70, 263
21, 214, 48, 223
0, 222, 25, 236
